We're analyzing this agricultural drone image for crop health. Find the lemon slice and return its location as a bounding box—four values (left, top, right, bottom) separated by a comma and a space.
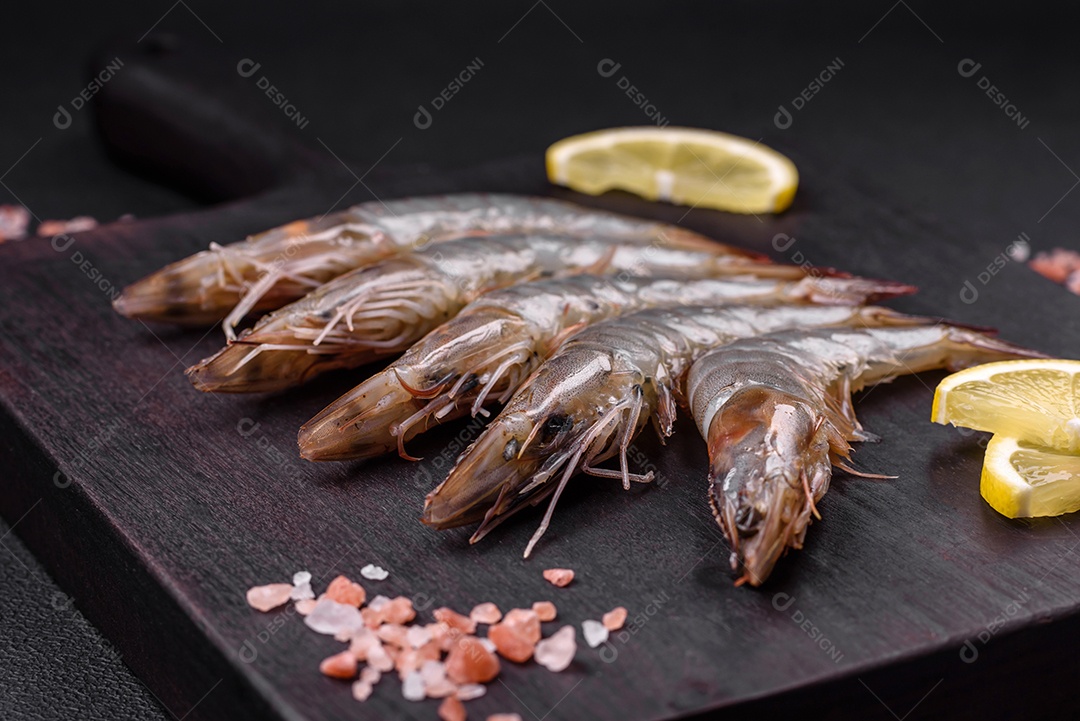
546, 127, 798, 214
981, 435, 1080, 517
932, 359, 1080, 452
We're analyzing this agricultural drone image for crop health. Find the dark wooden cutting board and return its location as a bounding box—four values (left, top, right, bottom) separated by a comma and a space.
3, 37, 1080, 721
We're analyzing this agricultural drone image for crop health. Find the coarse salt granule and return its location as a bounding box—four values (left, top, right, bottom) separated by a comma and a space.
532, 601, 557, 622
361, 564, 389, 581
246, 583, 293, 612
470, 602, 502, 625
534, 625, 576, 672
439, 696, 467, 721
542, 568, 574, 587
304, 598, 364, 636
602, 606, 627, 631
581, 619, 608, 648
401, 670, 425, 701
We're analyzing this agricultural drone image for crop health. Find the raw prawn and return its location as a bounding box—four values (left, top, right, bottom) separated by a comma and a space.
421, 304, 929, 555
299, 274, 915, 460
187, 230, 812, 393
113, 193, 765, 338
685, 325, 1042, 586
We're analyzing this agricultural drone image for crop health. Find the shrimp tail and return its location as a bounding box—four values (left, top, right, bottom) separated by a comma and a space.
941, 327, 1049, 370
793, 276, 918, 305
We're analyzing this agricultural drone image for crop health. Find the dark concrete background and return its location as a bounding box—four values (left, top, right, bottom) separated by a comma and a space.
2, 2, 1077, 719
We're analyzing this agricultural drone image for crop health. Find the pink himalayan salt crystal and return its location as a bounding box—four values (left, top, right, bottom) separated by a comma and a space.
456, 684, 487, 701
421, 659, 447, 685
361, 595, 392, 628
501, 609, 541, 643
325, 575, 366, 607
581, 619, 609, 648
434, 607, 476, 634
603, 606, 628, 631
439, 696, 467, 721
542, 568, 574, 588
385, 596, 417, 625
352, 679, 373, 702
360, 666, 382, 685
469, 602, 502, 625
0, 205, 30, 241
377, 623, 409, 648
421, 659, 457, 697
295, 598, 318, 615
428, 622, 455, 651
304, 598, 364, 636
426, 677, 458, 699
246, 583, 293, 612
534, 625, 576, 672
36, 216, 97, 237
487, 715, 523, 721
394, 642, 441, 679
406, 624, 433, 649
290, 571, 314, 601
290, 582, 315, 601
367, 641, 395, 673
445, 636, 500, 684
402, 670, 425, 701
532, 601, 557, 622
488, 609, 541, 663
1031, 248, 1080, 283
320, 650, 358, 679
349, 629, 379, 660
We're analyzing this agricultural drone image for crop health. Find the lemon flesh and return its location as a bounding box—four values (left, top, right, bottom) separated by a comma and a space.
982, 435, 1080, 517
932, 359, 1080, 453
546, 127, 798, 214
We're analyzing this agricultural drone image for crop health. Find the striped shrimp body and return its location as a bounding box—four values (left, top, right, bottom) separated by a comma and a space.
187, 230, 805, 393
113, 193, 764, 337
298, 274, 915, 461
686, 326, 1044, 586
421, 304, 930, 555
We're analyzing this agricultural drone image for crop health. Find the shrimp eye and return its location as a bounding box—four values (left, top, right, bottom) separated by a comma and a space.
503, 437, 519, 461
735, 505, 762, 535
540, 414, 572, 444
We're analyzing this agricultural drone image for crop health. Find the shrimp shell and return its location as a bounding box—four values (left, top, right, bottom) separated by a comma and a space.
421, 304, 931, 555
298, 274, 915, 461
685, 325, 1044, 586
112, 193, 764, 337
186, 230, 797, 393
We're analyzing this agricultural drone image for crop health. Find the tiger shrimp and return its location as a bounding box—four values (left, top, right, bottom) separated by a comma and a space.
685, 325, 1043, 586
112, 193, 766, 338
421, 304, 931, 556
298, 274, 916, 461
186, 229, 816, 393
